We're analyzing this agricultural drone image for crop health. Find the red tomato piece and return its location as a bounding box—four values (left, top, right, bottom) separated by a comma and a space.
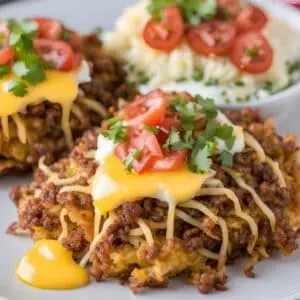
236, 5, 268, 33
230, 31, 273, 74
152, 150, 187, 171
32, 17, 63, 40
115, 130, 164, 174
157, 116, 181, 144
217, 0, 241, 18
124, 89, 167, 127
68, 30, 83, 52
34, 38, 75, 71
143, 6, 184, 52
0, 46, 14, 65
186, 21, 237, 56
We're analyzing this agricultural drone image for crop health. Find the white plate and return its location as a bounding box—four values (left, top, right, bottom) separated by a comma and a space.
0, 1, 300, 300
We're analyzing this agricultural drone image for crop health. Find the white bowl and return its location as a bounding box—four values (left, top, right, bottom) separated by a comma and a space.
219, 0, 300, 136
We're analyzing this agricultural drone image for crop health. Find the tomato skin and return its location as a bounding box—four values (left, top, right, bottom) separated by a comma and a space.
230, 31, 273, 74
217, 0, 241, 19
68, 30, 83, 52
34, 38, 75, 71
116, 129, 164, 174
186, 21, 237, 56
236, 5, 268, 33
0, 46, 14, 65
32, 17, 63, 40
152, 150, 187, 171
124, 89, 167, 127
157, 116, 181, 144
143, 6, 184, 52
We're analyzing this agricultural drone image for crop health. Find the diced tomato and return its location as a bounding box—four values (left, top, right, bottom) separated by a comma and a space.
152, 150, 187, 171
143, 6, 184, 52
124, 89, 167, 127
157, 116, 181, 144
34, 38, 75, 71
115, 130, 164, 173
217, 0, 241, 19
0, 46, 14, 65
73, 52, 83, 68
186, 21, 237, 56
236, 5, 268, 33
230, 31, 273, 74
32, 17, 63, 40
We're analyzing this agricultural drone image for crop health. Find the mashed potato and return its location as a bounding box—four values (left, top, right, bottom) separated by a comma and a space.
104, 0, 300, 104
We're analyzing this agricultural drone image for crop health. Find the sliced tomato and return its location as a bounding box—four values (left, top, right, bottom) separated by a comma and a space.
157, 116, 181, 144
124, 89, 167, 127
32, 17, 63, 40
143, 6, 184, 52
115, 130, 163, 173
231, 31, 273, 74
73, 52, 83, 69
186, 21, 237, 56
34, 39, 75, 71
217, 0, 241, 19
152, 150, 187, 171
236, 5, 268, 33
0, 46, 14, 65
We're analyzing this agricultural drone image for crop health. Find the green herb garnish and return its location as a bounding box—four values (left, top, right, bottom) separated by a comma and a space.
7, 79, 28, 97
235, 80, 245, 87
61, 29, 71, 42
0, 65, 10, 78
205, 78, 219, 86
144, 125, 159, 134
101, 117, 128, 143
246, 48, 258, 57
193, 70, 204, 81
124, 150, 142, 173
195, 95, 218, 119
218, 150, 233, 167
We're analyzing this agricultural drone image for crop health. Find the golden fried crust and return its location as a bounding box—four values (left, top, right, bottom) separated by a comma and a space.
0, 34, 136, 175
9, 108, 300, 293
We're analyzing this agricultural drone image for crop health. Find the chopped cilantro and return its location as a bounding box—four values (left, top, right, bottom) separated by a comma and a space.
205, 78, 219, 86
137, 72, 150, 85
93, 26, 103, 35
164, 127, 182, 149
246, 48, 258, 57
287, 60, 300, 75
262, 80, 274, 92
61, 29, 71, 42
144, 125, 159, 134
235, 80, 245, 87
195, 95, 217, 119
218, 150, 233, 168
189, 143, 213, 173
101, 117, 128, 143
192, 70, 204, 81
124, 150, 142, 173
148, 0, 175, 21
0, 65, 10, 78
7, 79, 28, 97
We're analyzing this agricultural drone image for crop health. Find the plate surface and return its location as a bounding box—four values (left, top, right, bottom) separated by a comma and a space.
0, 1, 299, 300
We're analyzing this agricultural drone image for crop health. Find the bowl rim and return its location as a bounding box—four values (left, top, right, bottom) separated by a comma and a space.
218, 0, 300, 109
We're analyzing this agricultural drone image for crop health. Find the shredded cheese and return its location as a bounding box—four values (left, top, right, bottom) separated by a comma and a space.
197, 188, 258, 253
59, 185, 91, 195
224, 167, 276, 231
166, 202, 176, 240
244, 132, 266, 162
58, 208, 68, 242
266, 156, 287, 188
198, 248, 219, 261
137, 218, 154, 246
11, 113, 27, 144
78, 97, 109, 118
1, 116, 10, 140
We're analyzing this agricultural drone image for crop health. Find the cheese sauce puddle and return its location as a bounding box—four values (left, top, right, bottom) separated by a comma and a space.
16, 240, 89, 290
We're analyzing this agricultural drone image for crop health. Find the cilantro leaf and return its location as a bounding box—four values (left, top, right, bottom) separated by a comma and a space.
144, 125, 159, 134
0, 65, 10, 78
164, 127, 182, 149
124, 150, 142, 173
189, 143, 213, 173
148, 0, 175, 21
199, 0, 217, 20
7, 79, 28, 97
61, 29, 71, 42
218, 151, 233, 168
195, 95, 217, 119
101, 117, 128, 143
193, 70, 204, 81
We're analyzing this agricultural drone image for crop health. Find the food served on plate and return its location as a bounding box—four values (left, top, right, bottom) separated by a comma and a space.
0, 17, 135, 175
105, 0, 300, 104
10, 89, 300, 293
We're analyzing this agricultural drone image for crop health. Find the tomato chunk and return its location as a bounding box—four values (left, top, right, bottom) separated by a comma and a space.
143, 6, 184, 52
124, 89, 167, 127
34, 38, 75, 71
32, 17, 63, 40
157, 116, 181, 144
152, 150, 187, 171
236, 5, 268, 33
187, 21, 237, 56
0, 46, 14, 65
115, 129, 164, 174
230, 31, 273, 74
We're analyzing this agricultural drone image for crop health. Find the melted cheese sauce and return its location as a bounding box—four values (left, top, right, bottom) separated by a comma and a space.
92, 154, 213, 214
0, 60, 91, 148
16, 240, 89, 290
